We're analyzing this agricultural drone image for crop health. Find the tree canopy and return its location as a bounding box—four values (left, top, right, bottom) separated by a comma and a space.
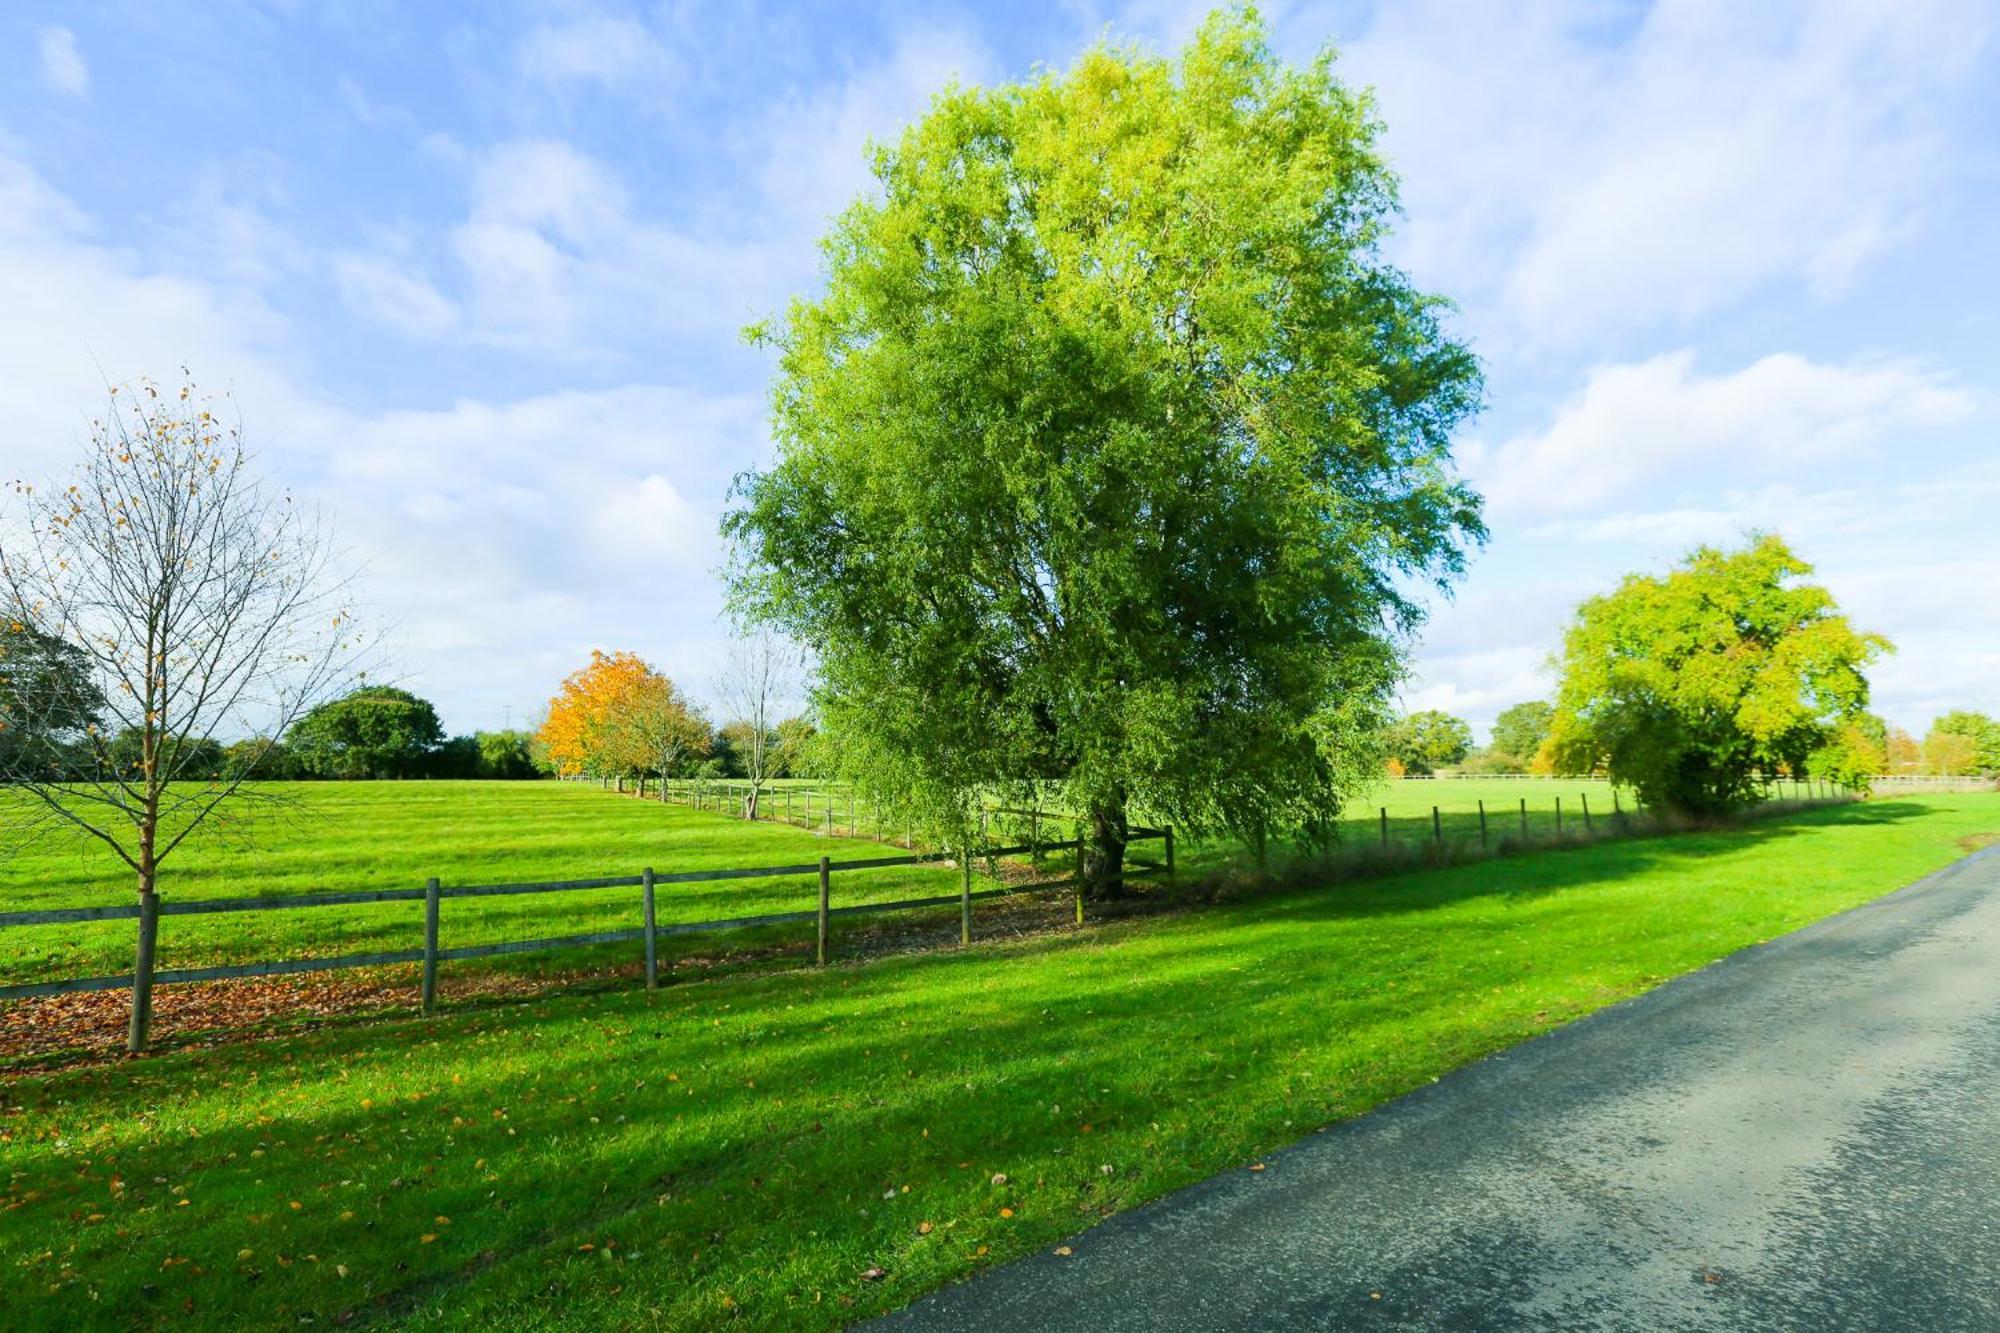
288, 687, 444, 779
0, 620, 105, 778
537, 651, 708, 782
1382, 710, 1473, 776
1488, 701, 1553, 764
724, 10, 1483, 890
1928, 711, 1999, 777
1548, 535, 1888, 814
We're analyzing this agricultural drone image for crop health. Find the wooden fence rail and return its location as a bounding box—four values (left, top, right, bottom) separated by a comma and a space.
0, 828, 1172, 1050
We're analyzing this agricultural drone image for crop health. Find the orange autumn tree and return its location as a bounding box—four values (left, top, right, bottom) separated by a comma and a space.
538, 651, 709, 786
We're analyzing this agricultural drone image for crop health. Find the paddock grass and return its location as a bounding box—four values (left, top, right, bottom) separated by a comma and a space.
0, 778, 1637, 989
3, 793, 1993, 1330
0, 783, 973, 988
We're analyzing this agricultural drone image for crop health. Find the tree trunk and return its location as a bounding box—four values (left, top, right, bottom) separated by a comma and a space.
129, 873, 159, 1054
743, 785, 760, 821
1080, 796, 1128, 900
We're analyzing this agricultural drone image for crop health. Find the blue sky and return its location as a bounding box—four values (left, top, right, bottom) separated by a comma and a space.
2, 1, 1995, 741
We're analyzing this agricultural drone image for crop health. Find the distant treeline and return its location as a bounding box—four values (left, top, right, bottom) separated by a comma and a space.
36, 681, 820, 783
1381, 703, 2000, 781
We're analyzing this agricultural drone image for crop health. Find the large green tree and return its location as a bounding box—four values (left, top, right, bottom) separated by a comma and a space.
0, 620, 105, 779
1383, 710, 1473, 776
288, 686, 444, 779
724, 11, 1483, 892
1548, 535, 1887, 815
1488, 700, 1554, 764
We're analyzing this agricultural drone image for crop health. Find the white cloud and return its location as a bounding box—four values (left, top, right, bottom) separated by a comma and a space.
1474, 351, 1975, 519
339, 24, 994, 357
0, 155, 308, 480
1333, 0, 1994, 342
516, 7, 679, 101
293, 383, 768, 725
0, 148, 767, 731
751, 22, 996, 238
587, 473, 712, 569
385, 136, 784, 354
37, 26, 89, 99
333, 253, 461, 339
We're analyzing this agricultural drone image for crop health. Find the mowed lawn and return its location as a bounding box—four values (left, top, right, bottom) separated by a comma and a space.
2, 794, 1992, 1329
0, 779, 1636, 988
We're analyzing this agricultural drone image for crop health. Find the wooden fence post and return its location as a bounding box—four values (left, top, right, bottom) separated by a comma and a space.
422, 876, 441, 1015
1164, 825, 1176, 876
1379, 807, 1388, 849
960, 853, 973, 947
817, 856, 831, 966
1555, 797, 1563, 836
1431, 806, 1442, 846
1478, 799, 1488, 850
1030, 809, 1042, 868
826, 805, 834, 838
1582, 793, 1593, 833
127, 891, 160, 1053
643, 867, 658, 991
1520, 797, 1528, 839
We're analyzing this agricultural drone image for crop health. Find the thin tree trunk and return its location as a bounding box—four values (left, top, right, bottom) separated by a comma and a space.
129, 869, 158, 1053
130, 789, 161, 1053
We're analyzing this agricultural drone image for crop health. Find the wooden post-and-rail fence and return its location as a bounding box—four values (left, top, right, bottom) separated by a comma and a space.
0, 827, 1173, 1051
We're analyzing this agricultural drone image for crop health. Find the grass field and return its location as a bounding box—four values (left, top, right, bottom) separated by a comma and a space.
0, 778, 1634, 989
3, 792, 1992, 1329
0, 783, 972, 989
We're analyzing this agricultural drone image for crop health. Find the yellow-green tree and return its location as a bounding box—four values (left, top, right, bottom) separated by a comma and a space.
1549, 535, 1888, 814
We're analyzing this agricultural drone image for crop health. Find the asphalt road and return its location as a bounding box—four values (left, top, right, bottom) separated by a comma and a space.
878, 845, 2000, 1332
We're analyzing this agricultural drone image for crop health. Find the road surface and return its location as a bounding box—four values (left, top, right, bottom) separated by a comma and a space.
879, 845, 2000, 1331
